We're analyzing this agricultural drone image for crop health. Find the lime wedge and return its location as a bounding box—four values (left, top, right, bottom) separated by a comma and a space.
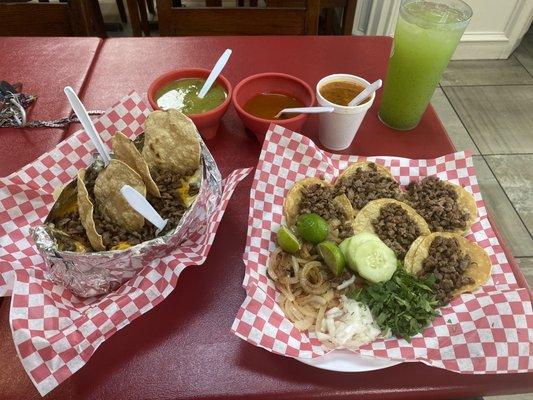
277, 225, 301, 254
296, 213, 328, 244
318, 241, 346, 276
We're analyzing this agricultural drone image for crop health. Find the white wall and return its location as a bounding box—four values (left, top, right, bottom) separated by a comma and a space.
353, 0, 533, 59
456, 0, 533, 59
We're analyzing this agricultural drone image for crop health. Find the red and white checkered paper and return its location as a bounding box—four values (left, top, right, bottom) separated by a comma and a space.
232, 124, 532, 374
0, 92, 251, 396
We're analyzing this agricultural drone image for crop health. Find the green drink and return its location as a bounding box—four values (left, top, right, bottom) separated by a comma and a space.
379, 0, 472, 130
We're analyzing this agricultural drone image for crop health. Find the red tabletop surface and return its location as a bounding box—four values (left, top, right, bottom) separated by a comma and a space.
0, 37, 102, 176
0, 36, 531, 399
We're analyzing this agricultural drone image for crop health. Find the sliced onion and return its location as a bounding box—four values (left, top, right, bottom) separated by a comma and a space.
336, 275, 356, 290
294, 317, 315, 331
276, 282, 294, 302
267, 247, 282, 280
300, 295, 327, 308
299, 261, 329, 295
314, 305, 327, 335
295, 304, 318, 318
291, 255, 299, 276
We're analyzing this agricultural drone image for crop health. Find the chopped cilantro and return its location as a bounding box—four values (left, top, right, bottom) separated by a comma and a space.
349, 264, 439, 341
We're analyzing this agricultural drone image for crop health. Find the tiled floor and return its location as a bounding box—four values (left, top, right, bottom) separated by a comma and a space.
432, 30, 533, 293
433, 32, 533, 400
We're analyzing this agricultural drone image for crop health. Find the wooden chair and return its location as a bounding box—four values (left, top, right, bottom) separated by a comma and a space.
267, 0, 357, 35
156, 0, 321, 36
0, 0, 105, 36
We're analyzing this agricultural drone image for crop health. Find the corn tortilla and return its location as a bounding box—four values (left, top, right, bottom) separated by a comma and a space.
404, 232, 491, 297
76, 169, 105, 251
113, 131, 160, 198
142, 109, 201, 176
354, 198, 431, 237
94, 159, 146, 232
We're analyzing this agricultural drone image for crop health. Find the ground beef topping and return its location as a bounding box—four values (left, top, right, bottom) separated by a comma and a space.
421, 236, 474, 304
299, 183, 341, 221
92, 169, 190, 248
50, 167, 197, 251
406, 176, 468, 232
335, 163, 402, 210
52, 211, 90, 251
371, 203, 420, 260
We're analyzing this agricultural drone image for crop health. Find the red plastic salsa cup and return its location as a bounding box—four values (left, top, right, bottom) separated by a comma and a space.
232, 72, 315, 142
148, 68, 232, 140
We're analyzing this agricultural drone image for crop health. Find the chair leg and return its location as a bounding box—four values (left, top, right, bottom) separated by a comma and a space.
116, 0, 128, 23
146, 0, 155, 15
342, 0, 357, 35
137, 0, 151, 35
126, 0, 142, 36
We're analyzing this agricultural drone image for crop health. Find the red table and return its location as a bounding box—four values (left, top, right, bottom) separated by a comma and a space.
0, 36, 531, 399
0, 37, 102, 176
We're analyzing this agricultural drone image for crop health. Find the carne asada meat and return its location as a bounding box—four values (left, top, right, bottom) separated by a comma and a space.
406, 176, 469, 232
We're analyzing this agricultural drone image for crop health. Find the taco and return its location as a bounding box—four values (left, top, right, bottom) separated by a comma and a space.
283, 177, 356, 241
77, 169, 105, 251
405, 176, 477, 235
142, 109, 201, 176
113, 131, 161, 198
404, 232, 491, 304
94, 159, 147, 232
334, 161, 404, 212
354, 198, 430, 260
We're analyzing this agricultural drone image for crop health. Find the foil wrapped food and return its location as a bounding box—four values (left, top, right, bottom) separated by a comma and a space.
31, 139, 222, 297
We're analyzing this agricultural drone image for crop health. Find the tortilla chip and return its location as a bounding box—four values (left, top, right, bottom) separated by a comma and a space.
283, 177, 332, 227
354, 198, 431, 237
47, 181, 78, 220
53, 184, 66, 201
77, 169, 105, 251
404, 232, 491, 296
94, 159, 146, 232
113, 131, 161, 198
142, 109, 201, 176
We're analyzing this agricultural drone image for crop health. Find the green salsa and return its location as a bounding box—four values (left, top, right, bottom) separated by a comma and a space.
155, 78, 227, 115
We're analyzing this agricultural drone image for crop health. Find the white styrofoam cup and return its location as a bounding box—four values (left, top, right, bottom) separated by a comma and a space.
316, 74, 375, 151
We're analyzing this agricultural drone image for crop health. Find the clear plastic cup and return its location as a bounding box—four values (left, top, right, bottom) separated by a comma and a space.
378, 0, 472, 130
316, 74, 375, 151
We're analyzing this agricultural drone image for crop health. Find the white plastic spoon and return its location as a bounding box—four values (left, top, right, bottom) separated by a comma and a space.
274, 106, 334, 119
64, 86, 111, 166
198, 49, 232, 99
347, 79, 382, 107
120, 185, 168, 235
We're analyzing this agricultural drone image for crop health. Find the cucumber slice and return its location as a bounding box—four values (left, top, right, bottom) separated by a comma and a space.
351, 232, 381, 247
339, 237, 353, 259
353, 239, 397, 283
343, 233, 382, 273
